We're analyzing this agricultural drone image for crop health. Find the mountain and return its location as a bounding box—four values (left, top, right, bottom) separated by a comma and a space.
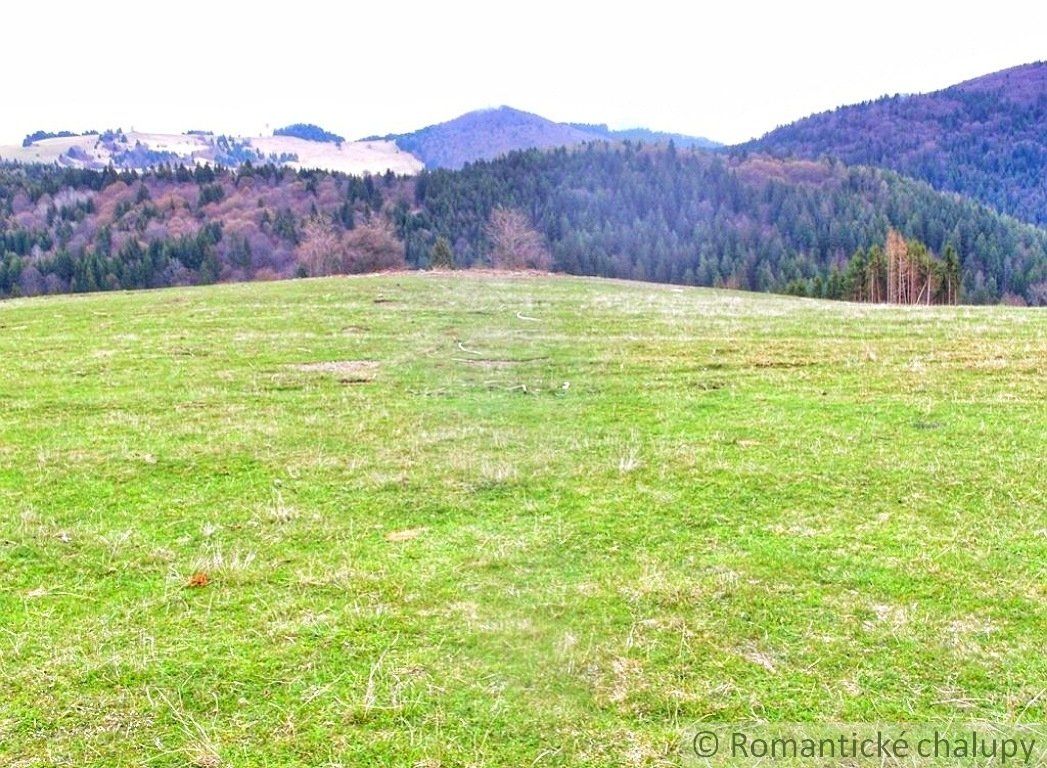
741, 62, 1047, 226
0, 129, 422, 176
391, 106, 720, 169
390, 106, 601, 169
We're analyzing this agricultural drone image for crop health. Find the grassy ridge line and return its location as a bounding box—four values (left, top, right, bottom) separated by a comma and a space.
0, 273, 1043, 766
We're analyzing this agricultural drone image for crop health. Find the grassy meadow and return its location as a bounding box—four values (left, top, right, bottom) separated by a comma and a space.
0, 273, 1043, 766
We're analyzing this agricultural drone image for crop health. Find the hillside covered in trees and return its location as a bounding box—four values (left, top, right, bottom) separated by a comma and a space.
402, 144, 1046, 304
741, 62, 1047, 227
1, 143, 1045, 304
0, 162, 403, 297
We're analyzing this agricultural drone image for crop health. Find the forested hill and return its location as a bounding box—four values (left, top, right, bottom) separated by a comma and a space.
391, 107, 719, 169
392, 107, 598, 170
0, 163, 405, 297
740, 62, 1047, 226
1, 145, 1045, 304
403, 145, 1046, 303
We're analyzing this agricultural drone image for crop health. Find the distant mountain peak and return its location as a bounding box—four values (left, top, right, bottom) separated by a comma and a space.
392, 106, 720, 169
391, 107, 592, 169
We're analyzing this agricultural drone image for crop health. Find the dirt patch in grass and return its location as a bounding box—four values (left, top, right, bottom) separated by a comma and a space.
385, 527, 426, 542
458, 358, 517, 369
751, 356, 819, 368
454, 356, 550, 368
294, 360, 379, 383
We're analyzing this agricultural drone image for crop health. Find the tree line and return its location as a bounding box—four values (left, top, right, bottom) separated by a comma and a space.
0, 142, 1045, 304
0, 160, 398, 298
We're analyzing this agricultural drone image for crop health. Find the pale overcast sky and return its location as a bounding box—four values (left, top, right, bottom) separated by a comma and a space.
2, 0, 1044, 145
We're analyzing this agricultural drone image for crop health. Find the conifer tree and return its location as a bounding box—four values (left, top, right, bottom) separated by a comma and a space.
429, 237, 455, 269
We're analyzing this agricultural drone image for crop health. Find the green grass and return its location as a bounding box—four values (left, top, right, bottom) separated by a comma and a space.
0, 273, 1043, 766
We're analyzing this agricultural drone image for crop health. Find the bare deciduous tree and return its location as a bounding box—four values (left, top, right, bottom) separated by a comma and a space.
295, 216, 405, 277
295, 216, 342, 277
486, 208, 551, 270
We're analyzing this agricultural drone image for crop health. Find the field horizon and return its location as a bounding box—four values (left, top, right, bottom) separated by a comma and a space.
1, 272, 1043, 766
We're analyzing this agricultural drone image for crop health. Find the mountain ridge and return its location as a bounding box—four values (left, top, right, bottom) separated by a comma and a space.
565, 122, 721, 150
0, 107, 722, 174
740, 61, 1047, 225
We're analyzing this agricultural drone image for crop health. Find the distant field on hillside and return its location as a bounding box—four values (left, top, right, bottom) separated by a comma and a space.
0, 274, 1043, 766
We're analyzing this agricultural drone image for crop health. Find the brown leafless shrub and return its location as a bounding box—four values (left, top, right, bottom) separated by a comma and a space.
254, 267, 282, 281
295, 217, 342, 276
1028, 281, 1047, 306
1000, 292, 1028, 307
